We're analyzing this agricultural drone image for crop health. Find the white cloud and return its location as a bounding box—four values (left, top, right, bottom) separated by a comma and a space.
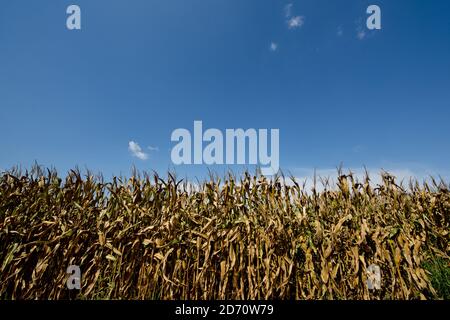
287, 16, 304, 29
128, 141, 149, 160
283, 4, 304, 30
270, 42, 278, 51
337, 26, 344, 37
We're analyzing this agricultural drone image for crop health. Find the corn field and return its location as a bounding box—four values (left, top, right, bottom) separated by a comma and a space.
0, 167, 449, 300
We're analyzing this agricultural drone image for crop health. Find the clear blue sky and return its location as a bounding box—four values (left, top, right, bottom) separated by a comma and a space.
1, 0, 449, 180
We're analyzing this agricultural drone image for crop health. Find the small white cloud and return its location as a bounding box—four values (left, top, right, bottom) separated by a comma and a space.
270, 42, 278, 51
128, 141, 149, 160
357, 30, 366, 40
287, 16, 304, 29
284, 3, 293, 18
337, 26, 344, 37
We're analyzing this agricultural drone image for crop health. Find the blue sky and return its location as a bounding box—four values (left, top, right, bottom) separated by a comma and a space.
1, 0, 449, 181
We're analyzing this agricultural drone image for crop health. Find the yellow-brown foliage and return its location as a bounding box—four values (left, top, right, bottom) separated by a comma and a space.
0, 168, 448, 299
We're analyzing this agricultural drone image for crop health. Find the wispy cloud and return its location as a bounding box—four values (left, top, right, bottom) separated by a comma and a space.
283, 3, 304, 30
337, 26, 344, 37
352, 145, 366, 153
287, 16, 304, 29
284, 3, 293, 18
147, 145, 159, 152
285, 166, 449, 193
355, 18, 368, 40
357, 30, 366, 40
269, 42, 278, 52
128, 141, 149, 160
